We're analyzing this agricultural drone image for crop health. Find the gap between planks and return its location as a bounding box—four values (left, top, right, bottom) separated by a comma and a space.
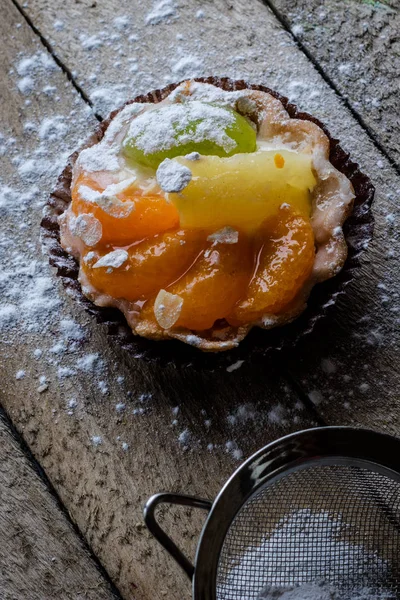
0, 400, 124, 600
10, 0, 102, 120
4, 0, 338, 490
261, 0, 400, 178
11, 0, 399, 176
7, 0, 336, 434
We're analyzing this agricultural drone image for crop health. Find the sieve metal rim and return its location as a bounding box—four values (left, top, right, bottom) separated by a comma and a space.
194, 427, 400, 599
144, 427, 400, 599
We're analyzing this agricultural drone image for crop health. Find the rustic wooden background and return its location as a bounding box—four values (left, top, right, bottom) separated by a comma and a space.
0, 0, 399, 598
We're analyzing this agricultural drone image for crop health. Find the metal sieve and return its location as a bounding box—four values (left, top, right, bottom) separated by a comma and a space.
144, 427, 400, 599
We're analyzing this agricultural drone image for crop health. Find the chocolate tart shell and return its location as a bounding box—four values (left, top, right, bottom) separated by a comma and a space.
41, 77, 375, 369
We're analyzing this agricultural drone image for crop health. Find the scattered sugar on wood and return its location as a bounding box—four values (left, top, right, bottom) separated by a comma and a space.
98, 380, 109, 395
308, 390, 323, 406
225, 440, 243, 461
320, 358, 337, 375
145, 0, 177, 26
177, 429, 191, 450
226, 360, 244, 373
76, 353, 102, 373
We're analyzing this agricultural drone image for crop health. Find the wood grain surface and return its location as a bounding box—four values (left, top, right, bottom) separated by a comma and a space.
268, 0, 400, 168
19, 0, 400, 428
262, 0, 400, 433
1, 0, 399, 598
0, 3, 318, 598
0, 413, 117, 600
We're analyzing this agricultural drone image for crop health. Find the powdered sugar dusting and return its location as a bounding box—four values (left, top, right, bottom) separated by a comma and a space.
209, 227, 239, 245
77, 103, 148, 172
125, 101, 237, 155
226, 359, 244, 372
77, 144, 120, 173
145, 0, 177, 26
69, 213, 102, 246
219, 509, 392, 599
156, 158, 192, 192
171, 55, 203, 78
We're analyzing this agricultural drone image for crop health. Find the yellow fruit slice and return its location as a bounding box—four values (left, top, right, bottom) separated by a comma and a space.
167, 150, 316, 233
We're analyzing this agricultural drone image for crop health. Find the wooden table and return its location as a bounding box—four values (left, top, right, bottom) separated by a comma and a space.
0, 0, 399, 598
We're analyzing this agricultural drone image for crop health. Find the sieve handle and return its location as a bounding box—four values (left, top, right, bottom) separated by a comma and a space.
144, 492, 212, 580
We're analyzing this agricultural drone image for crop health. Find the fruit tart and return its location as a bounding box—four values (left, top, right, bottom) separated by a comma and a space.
44, 78, 374, 354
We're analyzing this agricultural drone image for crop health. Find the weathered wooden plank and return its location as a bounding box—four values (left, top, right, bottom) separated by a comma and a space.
267, 0, 400, 167
253, 0, 400, 425
0, 414, 117, 599
0, 2, 318, 599
257, 2, 400, 430
19, 0, 400, 425
3, 0, 400, 598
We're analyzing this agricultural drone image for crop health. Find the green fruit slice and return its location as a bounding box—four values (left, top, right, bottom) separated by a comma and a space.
122, 101, 257, 169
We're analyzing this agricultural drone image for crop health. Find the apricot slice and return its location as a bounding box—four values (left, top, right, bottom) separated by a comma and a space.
80, 229, 205, 301
71, 174, 179, 245
227, 207, 315, 325
142, 232, 253, 331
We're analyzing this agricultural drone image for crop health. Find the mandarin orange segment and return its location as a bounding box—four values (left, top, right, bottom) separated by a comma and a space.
227, 207, 315, 325
142, 233, 254, 331
80, 229, 206, 301
71, 174, 179, 245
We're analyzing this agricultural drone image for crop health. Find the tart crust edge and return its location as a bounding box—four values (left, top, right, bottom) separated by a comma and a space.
41, 77, 375, 357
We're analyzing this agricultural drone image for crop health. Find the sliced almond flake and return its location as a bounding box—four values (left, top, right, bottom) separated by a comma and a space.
70, 213, 102, 247
96, 194, 135, 218
156, 158, 192, 193
78, 179, 136, 218
84, 251, 98, 264
154, 289, 183, 330
207, 226, 239, 245
78, 185, 100, 203
185, 151, 200, 161
103, 177, 136, 195
93, 249, 129, 269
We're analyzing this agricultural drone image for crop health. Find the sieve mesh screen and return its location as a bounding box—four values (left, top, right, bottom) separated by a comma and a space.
216, 465, 400, 599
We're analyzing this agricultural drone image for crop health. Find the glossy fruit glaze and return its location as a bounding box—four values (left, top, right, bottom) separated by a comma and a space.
73, 164, 315, 332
